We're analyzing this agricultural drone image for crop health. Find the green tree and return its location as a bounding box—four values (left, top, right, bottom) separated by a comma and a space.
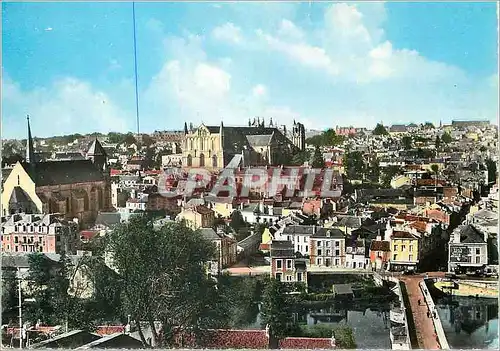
104, 215, 223, 347
372, 123, 388, 136
435, 135, 441, 149
311, 146, 324, 168
424, 122, 435, 129
485, 158, 497, 184
107, 132, 125, 144
343, 151, 365, 180
479, 145, 487, 152
367, 158, 381, 183
291, 150, 310, 166
260, 278, 297, 348
402, 136, 413, 150
441, 132, 452, 144
123, 133, 137, 146
1, 268, 18, 324
230, 210, 246, 231
381, 165, 402, 187
333, 324, 357, 349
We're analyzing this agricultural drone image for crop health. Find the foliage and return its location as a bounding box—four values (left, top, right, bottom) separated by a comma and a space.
485, 158, 497, 183
291, 150, 310, 166
1, 268, 18, 324
107, 132, 125, 144
430, 164, 439, 175
311, 146, 324, 168
343, 151, 365, 180
402, 136, 413, 150
104, 215, 224, 347
435, 135, 441, 149
260, 278, 299, 345
296, 324, 334, 338
366, 158, 381, 183
381, 165, 402, 187
424, 122, 435, 129
332, 324, 357, 349
230, 210, 246, 231
123, 133, 138, 146
305, 129, 344, 147
479, 145, 487, 152
372, 123, 388, 135
441, 132, 452, 144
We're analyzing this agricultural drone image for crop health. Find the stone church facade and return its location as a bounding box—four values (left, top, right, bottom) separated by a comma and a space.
181, 118, 305, 169
1, 118, 111, 228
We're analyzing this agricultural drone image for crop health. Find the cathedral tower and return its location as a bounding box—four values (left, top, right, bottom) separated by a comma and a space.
86, 137, 108, 171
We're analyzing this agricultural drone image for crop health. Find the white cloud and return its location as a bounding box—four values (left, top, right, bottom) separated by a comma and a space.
212, 22, 243, 44
44, 27, 53, 32
2, 77, 130, 138
252, 84, 267, 98
278, 19, 304, 41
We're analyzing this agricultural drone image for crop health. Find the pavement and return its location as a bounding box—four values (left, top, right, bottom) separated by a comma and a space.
400, 272, 445, 350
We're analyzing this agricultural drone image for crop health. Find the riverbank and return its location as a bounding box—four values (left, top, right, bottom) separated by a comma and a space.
434, 280, 498, 299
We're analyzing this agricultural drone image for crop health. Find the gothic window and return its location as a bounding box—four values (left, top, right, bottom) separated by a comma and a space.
199, 153, 205, 167
212, 139, 215, 150
187, 154, 192, 167
212, 154, 218, 168
17, 176, 20, 185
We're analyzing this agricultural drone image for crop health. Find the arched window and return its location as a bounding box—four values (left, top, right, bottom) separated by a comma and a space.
187, 154, 192, 167
199, 153, 205, 167
212, 154, 218, 168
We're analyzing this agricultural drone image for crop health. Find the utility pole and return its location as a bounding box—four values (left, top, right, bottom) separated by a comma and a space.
18, 268, 22, 349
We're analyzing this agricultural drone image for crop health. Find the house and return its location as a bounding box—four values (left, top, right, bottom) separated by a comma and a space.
309, 228, 346, 267
388, 229, 419, 272
176, 205, 215, 230
146, 192, 180, 214
75, 333, 143, 349
448, 224, 488, 273
125, 197, 148, 212
30, 330, 100, 349
345, 239, 368, 269
199, 228, 237, 275
274, 225, 316, 257
1, 213, 79, 254
369, 237, 391, 270
270, 240, 307, 284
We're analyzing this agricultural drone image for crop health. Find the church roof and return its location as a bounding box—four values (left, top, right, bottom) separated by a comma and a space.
87, 138, 107, 157
9, 186, 32, 204
246, 134, 273, 147
21, 160, 105, 187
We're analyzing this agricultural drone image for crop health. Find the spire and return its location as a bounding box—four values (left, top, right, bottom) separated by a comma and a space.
269, 117, 273, 127
26, 115, 35, 164
184, 122, 189, 135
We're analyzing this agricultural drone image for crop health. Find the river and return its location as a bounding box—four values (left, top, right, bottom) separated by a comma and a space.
434, 296, 498, 349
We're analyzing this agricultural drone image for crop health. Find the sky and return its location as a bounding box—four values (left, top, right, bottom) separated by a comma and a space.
1, 1, 498, 139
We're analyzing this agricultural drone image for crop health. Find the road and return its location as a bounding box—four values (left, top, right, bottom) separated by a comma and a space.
400, 272, 445, 350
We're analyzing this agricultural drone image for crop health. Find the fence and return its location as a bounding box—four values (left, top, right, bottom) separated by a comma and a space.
419, 280, 450, 349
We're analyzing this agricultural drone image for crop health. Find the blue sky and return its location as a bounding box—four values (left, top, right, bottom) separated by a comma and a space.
2, 1, 498, 138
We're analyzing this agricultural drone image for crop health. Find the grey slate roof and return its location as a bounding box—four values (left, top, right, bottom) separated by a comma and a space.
86, 138, 107, 157
199, 228, 221, 241
9, 186, 32, 204
459, 225, 486, 244
282, 225, 316, 235
95, 212, 122, 227
313, 227, 345, 238
21, 160, 105, 186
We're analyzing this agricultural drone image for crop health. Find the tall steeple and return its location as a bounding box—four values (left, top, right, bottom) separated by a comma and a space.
184, 122, 189, 135
26, 115, 35, 164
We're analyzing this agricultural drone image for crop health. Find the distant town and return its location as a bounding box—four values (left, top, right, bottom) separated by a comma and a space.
1, 118, 498, 349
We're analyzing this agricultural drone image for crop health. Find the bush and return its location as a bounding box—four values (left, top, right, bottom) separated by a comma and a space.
332, 324, 357, 349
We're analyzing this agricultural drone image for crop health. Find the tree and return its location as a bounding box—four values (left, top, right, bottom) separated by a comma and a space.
311, 146, 324, 168
485, 158, 497, 184
305, 129, 344, 147
402, 136, 413, 150
260, 278, 297, 348
104, 215, 223, 347
435, 135, 441, 149
367, 158, 381, 184
381, 165, 402, 187
343, 151, 365, 180
230, 210, 246, 231
424, 122, 435, 129
441, 132, 452, 144
1, 268, 18, 324
123, 133, 137, 146
332, 324, 357, 349
372, 123, 388, 136
291, 150, 309, 166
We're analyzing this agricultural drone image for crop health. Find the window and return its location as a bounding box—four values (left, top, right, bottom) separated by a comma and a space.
402, 245, 406, 251
14, 237, 18, 243
304, 237, 307, 243
326, 249, 331, 256
318, 241, 322, 247
276, 273, 282, 281
476, 248, 480, 255
409, 245, 413, 252
335, 241, 340, 247
393, 254, 398, 260
325, 241, 331, 247
305, 245, 308, 252
409, 254, 413, 261
325, 258, 331, 267
335, 250, 340, 256
317, 258, 322, 265
297, 272, 303, 282
286, 275, 292, 282
15, 246, 18, 252
286, 260, 293, 269
276, 259, 282, 269
353, 262, 357, 269
394, 245, 398, 251
475, 256, 480, 264
335, 259, 339, 266
317, 249, 322, 256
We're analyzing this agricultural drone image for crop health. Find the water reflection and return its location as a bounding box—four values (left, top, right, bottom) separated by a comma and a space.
240, 305, 391, 349
436, 296, 498, 349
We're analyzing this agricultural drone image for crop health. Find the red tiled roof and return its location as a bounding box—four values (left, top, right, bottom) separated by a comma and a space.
417, 179, 446, 186
80, 230, 98, 241
370, 241, 390, 251
96, 325, 125, 336
410, 221, 428, 233
259, 243, 270, 250
194, 205, 214, 215
392, 231, 418, 239
110, 169, 122, 176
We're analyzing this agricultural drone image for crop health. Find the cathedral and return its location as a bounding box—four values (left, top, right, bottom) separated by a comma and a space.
181, 118, 306, 169
1, 118, 111, 228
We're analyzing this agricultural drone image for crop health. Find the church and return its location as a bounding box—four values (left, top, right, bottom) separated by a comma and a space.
1, 118, 112, 228
181, 118, 305, 169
